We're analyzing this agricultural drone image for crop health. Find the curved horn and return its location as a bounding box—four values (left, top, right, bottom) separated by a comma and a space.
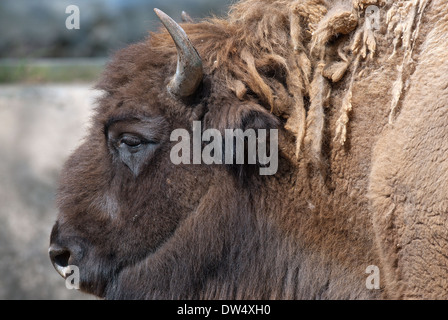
181, 11, 194, 23
154, 8, 203, 98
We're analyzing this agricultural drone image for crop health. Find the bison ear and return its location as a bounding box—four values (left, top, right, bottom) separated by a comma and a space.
203, 102, 279, 179
204, 102, 279, 133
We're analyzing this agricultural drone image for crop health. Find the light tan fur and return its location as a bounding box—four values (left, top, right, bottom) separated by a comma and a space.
202, 0, 448, 298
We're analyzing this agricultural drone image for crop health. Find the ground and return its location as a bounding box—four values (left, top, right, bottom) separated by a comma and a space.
0, 84, 98, 299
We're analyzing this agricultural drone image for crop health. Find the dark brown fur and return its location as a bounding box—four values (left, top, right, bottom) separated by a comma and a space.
51, 0, 448, 299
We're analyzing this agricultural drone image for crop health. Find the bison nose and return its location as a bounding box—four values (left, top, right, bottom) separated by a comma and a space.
49, 245, 72, 279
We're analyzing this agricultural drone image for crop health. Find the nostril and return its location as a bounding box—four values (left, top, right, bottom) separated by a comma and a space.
49, 246, 72, 278
53, 250, 70, 268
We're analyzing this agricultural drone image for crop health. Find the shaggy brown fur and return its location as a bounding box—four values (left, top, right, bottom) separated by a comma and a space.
50, 0, 448, 299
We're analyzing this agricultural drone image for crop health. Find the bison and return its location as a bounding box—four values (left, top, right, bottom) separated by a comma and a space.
49, 0, 448, 299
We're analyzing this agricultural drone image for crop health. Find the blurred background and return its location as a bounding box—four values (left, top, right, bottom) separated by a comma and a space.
0, 0, 232, 300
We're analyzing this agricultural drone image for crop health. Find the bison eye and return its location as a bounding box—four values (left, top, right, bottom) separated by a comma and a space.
106, 117, 167, 176
110, 133, 159, 176
120, 135, 143, 149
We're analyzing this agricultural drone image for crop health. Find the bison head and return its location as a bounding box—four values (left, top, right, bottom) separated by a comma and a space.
49, 9, 280, 299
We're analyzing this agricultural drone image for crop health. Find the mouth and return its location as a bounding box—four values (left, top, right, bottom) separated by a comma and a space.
52, 264, 73, 279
